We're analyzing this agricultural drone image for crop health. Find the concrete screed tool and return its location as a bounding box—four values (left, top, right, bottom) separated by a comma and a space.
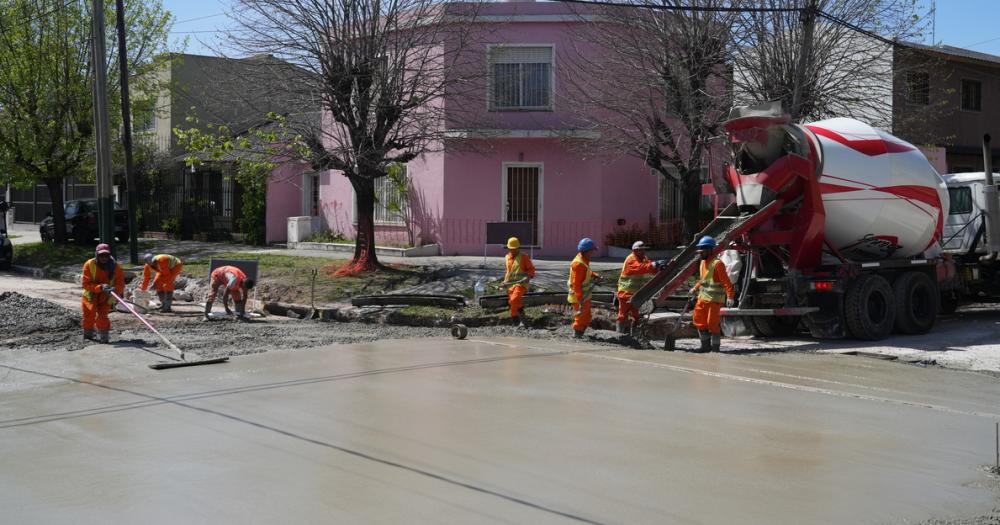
109, 290, 229, 370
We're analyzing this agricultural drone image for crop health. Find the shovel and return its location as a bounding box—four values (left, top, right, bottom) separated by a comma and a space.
110, 290, 229, 370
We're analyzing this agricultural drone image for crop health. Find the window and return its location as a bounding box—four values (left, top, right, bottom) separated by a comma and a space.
905, 72, 929, 105
134, 103, 156, 133
961, 79, 982, 111
948, 187, 973, 215
374, 167, 408, 225
310, 173, 320, 216
656, 171, 682, 222
488, 46, 553, 111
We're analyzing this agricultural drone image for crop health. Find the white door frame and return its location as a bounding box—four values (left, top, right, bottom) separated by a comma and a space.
500, 162, 544, 247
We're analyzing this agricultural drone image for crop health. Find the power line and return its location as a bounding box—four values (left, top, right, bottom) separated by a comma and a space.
174, 12, 226, 24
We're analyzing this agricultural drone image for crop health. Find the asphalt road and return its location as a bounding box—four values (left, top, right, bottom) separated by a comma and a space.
1, 337, 998, 524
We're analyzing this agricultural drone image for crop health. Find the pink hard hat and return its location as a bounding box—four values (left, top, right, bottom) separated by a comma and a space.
95, 243, 111, 255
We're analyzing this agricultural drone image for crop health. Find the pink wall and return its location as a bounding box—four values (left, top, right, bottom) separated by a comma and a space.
266, 162, 309, 244
919, 145, 948, 174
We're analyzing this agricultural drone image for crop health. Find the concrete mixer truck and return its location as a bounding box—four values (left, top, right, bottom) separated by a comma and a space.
630, 101, 995, 341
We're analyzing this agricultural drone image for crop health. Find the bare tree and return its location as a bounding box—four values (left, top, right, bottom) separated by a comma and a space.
565, 1, 737, 239
731, 0, 932, 127
220, 0, 485, 272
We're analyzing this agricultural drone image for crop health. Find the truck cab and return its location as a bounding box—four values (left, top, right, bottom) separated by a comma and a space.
942, 172, 993, 257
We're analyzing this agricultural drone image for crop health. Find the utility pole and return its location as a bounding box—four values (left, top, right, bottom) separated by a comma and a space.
115, 0, 139, 264
92, 0, 115, 252
790, 0, 818, 121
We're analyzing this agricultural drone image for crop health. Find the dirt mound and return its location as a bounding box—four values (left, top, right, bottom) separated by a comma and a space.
0, 292, 86, 352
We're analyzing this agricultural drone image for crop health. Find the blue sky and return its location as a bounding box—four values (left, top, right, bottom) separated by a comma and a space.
161, 0, 1000, 57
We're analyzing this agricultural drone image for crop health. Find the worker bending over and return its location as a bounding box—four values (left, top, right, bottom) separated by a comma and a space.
81, 243, 125, 343
567, 237, 601, 339
206, 265, 256, 320
503, 237, 536, 328
140, 253, 183, 313
616, 241, 664, 334
689, 236, 735, 352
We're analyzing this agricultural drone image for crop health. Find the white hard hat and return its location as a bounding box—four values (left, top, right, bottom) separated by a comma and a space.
632, 241, 646, 250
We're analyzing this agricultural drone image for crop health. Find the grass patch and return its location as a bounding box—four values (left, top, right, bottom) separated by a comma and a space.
13, 241, 156, 275
182, 252, 434, 304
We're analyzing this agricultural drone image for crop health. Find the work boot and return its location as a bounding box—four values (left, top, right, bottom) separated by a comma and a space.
518, 316, 529, 329
695, 330, 711, 353
615, 322, 626, 334
710, 333, 721, 353
83, 328, 96, 341
97, 330, 110, 344
162, 293, 173, 313
573, 329, 585, 339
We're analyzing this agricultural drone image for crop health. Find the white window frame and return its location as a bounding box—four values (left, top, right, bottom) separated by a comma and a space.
500, 162, 544, 248
486, 44, 556, 112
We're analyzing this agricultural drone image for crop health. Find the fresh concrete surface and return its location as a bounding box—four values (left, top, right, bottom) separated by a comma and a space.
1, 337, 998, 524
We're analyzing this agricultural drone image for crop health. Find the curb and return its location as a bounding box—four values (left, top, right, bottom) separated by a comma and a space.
11, 264, 44, 278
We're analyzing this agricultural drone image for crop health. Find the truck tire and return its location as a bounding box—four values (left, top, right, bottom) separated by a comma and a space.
845, 274, 895, 340
892, 271, 938, 334
751, 316, 800, 337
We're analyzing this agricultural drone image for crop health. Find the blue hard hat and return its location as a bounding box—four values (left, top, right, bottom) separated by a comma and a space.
577, 237, 597, 252
696, 236, 717, 248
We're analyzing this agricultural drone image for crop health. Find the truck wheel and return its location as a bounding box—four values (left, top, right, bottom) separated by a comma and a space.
845, 274, 895, 340
893, 271, 938, 334
751, 316, 800, 337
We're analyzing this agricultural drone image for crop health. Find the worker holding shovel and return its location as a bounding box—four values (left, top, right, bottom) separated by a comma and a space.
81, 243, 125, 344
205, 265, 255, 320
503, 237, 536, 328
689, 236, 735, 352
140, 253, 183, 313
567, 237, 602, 339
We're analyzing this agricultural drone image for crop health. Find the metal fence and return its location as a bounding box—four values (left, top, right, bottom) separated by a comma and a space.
10, 178, 97, 223
138, 163, 242, 239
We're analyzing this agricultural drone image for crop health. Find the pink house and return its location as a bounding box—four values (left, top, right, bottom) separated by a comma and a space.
267, 1, 680, 255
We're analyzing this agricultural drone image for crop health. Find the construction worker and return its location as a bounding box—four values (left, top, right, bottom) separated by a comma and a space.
81, 243, 125, 344
503, 237, 536, 328
206, 265, 256, 320
689, 236, 735, 352
567, 237, 601, 338
140, 253, 183, 313
616, 241, 665, 334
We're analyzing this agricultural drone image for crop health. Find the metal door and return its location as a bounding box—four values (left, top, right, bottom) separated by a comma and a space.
504, 165, 540, 246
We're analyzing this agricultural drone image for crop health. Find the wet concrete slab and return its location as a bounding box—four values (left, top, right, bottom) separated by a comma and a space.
1, 338, 998, 524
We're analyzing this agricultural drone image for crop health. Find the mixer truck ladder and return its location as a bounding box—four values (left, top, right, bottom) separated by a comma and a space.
629, 200, 782, 311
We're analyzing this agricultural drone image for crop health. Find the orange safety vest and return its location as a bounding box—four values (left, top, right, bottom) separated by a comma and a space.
697, 259, 727, 303
505, 252, 531, 291
567, 254, 594, 304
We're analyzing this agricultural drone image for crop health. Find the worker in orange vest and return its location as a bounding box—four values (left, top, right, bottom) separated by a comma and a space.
81, 243, 125, 344
503, 237, 536, 328
689, 236, 735, 352
206, 265, 256, 320
616, 241, 665, 334
140, 253, 183, 313
567, 237, 601, 338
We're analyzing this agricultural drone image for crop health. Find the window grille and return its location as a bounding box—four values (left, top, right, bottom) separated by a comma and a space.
489, 46, 553, 111
905, 72, 929, 105
962, 79, 982, 111
373, 169, 408, 226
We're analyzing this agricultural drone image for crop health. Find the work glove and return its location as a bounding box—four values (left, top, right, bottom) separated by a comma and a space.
654, 260, 667, 270
726, 297, 735, 308
689, 287, 697, 296
100, 284, 114, 294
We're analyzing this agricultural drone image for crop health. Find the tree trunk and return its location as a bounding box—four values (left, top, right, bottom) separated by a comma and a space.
44, 177, 68, 244
340, 175, 381, 274
680, 168, 703, 243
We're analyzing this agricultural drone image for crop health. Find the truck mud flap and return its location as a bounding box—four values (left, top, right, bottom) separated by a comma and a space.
803, 292, 846, 338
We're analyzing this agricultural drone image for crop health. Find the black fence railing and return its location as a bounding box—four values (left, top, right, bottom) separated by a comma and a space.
138, 163, 242, 240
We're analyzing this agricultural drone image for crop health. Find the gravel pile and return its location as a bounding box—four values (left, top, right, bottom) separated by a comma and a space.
0, 292, 86, 352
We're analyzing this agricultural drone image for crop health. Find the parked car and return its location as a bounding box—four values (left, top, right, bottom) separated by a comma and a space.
39, 199, 129, 244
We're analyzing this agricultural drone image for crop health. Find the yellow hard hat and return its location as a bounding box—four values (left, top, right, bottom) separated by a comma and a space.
506, 237, 520, 249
